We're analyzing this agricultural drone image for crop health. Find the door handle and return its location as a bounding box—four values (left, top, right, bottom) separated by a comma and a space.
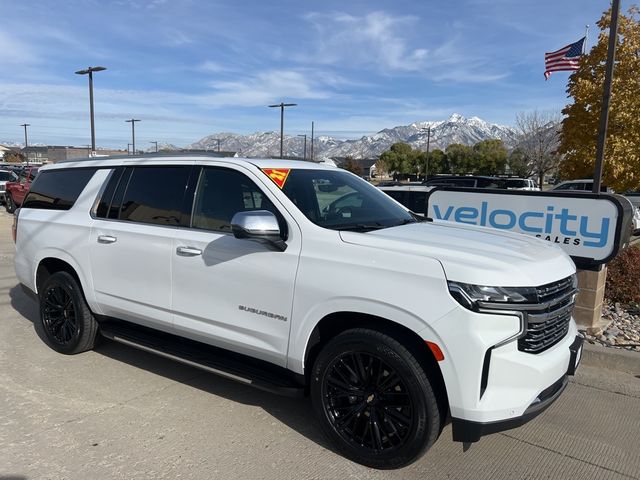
176, 246, 202, 257
97, 235, 117, 244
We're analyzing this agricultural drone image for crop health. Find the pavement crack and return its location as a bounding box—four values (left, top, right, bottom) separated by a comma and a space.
499, 432, 639, 480
570, 378, 640, 399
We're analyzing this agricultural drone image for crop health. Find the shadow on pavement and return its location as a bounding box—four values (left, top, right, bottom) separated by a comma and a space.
8, 284, 334, 456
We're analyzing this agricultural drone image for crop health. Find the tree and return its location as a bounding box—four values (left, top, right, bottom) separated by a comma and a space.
3, 151, 25, 163
445, 144, 474, 175
515, 110, 561, 186
558, 6, 640, 192
341, 156, 362, 176
507, 148, 533, 178
472, 139, 508, 175
379, 142, 415, 175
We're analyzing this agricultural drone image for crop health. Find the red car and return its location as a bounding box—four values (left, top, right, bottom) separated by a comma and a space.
4, 167, 39, 213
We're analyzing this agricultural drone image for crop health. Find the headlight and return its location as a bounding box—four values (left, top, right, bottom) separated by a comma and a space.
448, 281, 538, 310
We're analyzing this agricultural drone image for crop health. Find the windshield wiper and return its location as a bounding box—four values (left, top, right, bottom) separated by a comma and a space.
334, 223, 386, 232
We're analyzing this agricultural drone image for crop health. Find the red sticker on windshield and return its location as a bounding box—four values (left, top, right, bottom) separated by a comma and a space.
262, 168, 290, 189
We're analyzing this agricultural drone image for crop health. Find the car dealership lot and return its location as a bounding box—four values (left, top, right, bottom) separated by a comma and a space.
0, 210, 639, 480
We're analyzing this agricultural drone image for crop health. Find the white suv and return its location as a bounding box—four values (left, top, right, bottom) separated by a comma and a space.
14, 156, 582, 468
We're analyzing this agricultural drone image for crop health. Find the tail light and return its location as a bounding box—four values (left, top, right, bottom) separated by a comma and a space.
12, 208, 19, 243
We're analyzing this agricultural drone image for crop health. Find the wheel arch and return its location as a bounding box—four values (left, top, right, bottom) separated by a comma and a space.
35, 254, 87, 296
303, 311, 449, 420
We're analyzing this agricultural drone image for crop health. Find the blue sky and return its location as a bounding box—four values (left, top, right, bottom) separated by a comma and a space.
0, 0, 609, 148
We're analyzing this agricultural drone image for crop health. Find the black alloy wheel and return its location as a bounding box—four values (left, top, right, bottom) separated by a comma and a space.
42, 284, 78, 346
38, 271, 99, 354
311, 328, 441, 469
322, 352, 414, 452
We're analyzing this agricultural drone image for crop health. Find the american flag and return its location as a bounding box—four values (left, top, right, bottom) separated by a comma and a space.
544, 37, 585, 80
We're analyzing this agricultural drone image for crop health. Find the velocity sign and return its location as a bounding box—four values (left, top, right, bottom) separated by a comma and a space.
426, 188, 633, 269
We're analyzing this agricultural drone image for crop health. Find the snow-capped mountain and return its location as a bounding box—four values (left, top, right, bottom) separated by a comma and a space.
189, 114, 518, 159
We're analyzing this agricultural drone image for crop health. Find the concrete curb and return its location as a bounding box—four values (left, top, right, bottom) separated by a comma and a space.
581, 341, 640, 375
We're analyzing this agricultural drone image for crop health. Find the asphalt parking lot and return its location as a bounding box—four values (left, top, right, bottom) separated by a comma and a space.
1, 210, 639, 480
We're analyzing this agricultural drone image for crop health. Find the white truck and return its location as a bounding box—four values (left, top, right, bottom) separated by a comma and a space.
13, 156, 582, 468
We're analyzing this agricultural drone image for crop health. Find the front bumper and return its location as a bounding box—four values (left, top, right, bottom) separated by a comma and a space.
451, 335, 583, 443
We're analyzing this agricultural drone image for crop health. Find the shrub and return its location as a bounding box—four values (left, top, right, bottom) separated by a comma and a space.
605, 245, 640, 304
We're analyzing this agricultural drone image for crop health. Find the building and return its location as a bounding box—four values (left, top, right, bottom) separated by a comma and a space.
21, 146, 127, 163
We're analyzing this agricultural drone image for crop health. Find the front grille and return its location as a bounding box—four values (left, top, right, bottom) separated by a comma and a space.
517, 276, 577, 354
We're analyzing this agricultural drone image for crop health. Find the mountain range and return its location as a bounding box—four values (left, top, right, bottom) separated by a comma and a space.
188, 114, 518, 159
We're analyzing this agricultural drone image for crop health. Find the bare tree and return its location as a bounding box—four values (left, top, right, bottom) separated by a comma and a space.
514, 110, 562, 186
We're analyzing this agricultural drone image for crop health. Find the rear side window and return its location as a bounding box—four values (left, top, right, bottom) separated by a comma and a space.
22, 168, 98, 210
119, 166, 191, 226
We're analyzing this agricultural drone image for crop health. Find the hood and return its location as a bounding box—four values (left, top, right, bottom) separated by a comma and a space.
339, 221, 576, 287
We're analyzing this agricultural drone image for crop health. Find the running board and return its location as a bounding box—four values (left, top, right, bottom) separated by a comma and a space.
100, 320, 305, 397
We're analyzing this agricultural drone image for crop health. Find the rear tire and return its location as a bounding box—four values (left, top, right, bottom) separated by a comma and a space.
5, 193, 16, 213
38, 271, 99, 354
310, 328, 441, 469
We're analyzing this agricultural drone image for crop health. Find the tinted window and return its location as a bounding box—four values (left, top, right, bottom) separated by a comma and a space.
119, 166, 190, 226
383, 190, 406, 204
192, 167, 281, 233
95, 167, 125, 218
22, 168, 97, 210
505, 179, 527, 188
408, 191, 427, 213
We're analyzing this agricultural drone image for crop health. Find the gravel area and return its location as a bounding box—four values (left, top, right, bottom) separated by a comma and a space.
580, 301, 640, 352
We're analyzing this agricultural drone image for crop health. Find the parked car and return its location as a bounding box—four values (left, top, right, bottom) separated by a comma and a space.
378, 185, 434, 216
423, 175, 504, 189
14, 156, 582, 468
503, 178, 540, 191
551, 179, 613, 193
0, 169, 19, 205
4, 166, 39, 213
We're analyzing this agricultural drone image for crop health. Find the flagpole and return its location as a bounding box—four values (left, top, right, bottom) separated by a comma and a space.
583, 24, 589, 53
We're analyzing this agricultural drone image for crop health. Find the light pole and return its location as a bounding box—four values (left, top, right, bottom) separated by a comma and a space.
150, 141, 158, 153
125, 119, 141, 155
420, 126, 432, 180
217, 139, 221, 152
268, 102, 297, 158
310, 121, 314, 162
20, 123, 30, 165
297, 134, 307, 160
75, 66, 106, 154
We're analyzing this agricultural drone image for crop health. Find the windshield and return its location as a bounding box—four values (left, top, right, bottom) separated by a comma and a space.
280, 169, 416, 231
0, 171, 17, 182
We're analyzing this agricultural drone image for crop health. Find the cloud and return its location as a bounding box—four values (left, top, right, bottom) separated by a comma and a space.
304, 11, 428, 72
200, 69, 339, 107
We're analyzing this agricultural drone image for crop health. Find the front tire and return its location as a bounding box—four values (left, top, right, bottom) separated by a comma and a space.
310, 328, 441, 469
38, 271, 99, 354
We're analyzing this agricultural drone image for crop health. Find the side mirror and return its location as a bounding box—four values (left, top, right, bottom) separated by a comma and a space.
230, 210, 287, 251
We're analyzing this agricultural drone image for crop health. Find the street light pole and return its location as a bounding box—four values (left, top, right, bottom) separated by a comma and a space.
75, 66, 106, 154
419, 126, 432, 179
20, 123, 30, 165
297, 134, 307, 160
217, 139, 221, 152
268, 102, 297, 158
125, 119, 141, 155
310, 121, 315, 162
150, 141, 158, 153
